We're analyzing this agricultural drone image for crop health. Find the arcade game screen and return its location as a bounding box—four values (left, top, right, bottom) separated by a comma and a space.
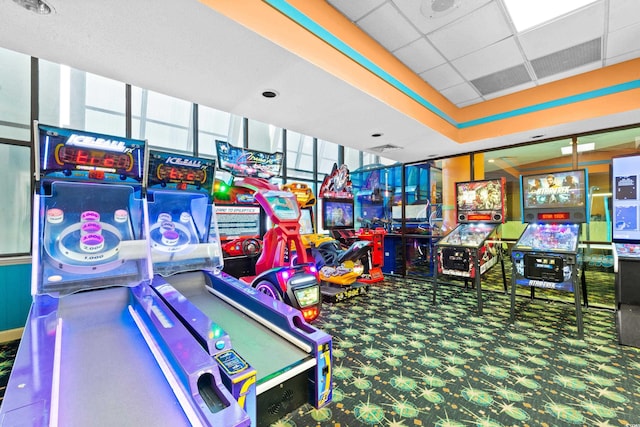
215, 205, 262, 240
299, 209, 314, 235
456, 178, 505, 221
322, 199, 354, 229
612, 154, 640, 241
522, 170, 586, 210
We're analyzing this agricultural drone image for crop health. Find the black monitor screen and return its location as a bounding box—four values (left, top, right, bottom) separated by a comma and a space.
322, 199, 354, 229
521, 169, 587, 223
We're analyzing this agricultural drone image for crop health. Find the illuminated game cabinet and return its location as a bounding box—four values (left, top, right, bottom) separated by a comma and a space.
510, 169, 588, 339
146, 152, 332, 426
319, 164, 372, 302
611, 154, 640, 347
0, 124, 250, 426
434, 178, 507, 314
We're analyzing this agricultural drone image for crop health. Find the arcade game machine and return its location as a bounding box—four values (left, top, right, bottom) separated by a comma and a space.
510, 169, 588, 339
0, 124, 249, 426
319, 164, 372, 302
283, 182, 371, 300
434, 178, 507, 314
215, 141, 322, 322
145, 150, 258, 423
147, 150, 332, 426
611, 154, 640, 347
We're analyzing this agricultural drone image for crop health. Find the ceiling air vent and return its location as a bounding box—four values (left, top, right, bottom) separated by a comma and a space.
370, 144, 403, 153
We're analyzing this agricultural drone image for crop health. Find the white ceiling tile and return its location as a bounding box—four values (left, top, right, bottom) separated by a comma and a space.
392, 0, 492, 35
608, 0, 640, 32
420, 62, 465, 90
605, 49, 640, 66
441, 82, 481, 105
427, 1, 512, 60
451, 37, 523, 80
357, 2, 421, 51
606, 22, 640, 59
326, 0, 386, 22
393, 37, 446, 73
519, 1, 605, 59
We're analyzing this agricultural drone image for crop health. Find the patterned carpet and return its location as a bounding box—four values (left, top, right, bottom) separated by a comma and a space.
280, 276, 640, 427
2, 273, 639, 426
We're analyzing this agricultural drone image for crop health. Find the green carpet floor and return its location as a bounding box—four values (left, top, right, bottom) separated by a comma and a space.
1, 273, 639, 426
280, 276, 640, 427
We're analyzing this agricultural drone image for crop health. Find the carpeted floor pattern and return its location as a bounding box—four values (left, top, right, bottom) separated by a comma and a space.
279, 275, 640, 427
1, 272, 639, 426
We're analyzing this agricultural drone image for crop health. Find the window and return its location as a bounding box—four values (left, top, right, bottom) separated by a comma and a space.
287, 131, 314, 180
197, 105, 241, 158
131, 87, 193, 152
0, 144, 31, 255
39, 60, 126, 135
0, 47, 30, 141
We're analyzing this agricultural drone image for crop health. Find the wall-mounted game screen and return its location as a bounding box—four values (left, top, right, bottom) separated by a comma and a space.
521, 169, 588, 223
322, 199, 354, 230
455, 178, 505, 223
215, 205, 262, 239
612, 154, 640, 242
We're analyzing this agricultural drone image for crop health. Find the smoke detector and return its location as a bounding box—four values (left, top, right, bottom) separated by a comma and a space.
13, 0, 54, 14
370, 144, 403, 153
420, 0, 459, 18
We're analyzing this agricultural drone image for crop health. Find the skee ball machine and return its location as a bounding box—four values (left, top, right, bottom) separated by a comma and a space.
510, 169, 588, 339
434, 178, 506, 314
611, 154, 640, 347
148, 152, 332, 426
145, 150, 258, 424
0, 124, 249, 426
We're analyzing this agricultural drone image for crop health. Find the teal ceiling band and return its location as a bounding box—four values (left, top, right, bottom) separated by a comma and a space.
458, 80, 640, 128
264, 0, 640, 131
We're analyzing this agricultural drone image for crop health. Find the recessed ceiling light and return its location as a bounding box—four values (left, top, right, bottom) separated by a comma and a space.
531, 134, 545, 139
503, 0, 596, 32
12, 0, 53, 14
261, 90, 278, 98
371, 133, 383, 138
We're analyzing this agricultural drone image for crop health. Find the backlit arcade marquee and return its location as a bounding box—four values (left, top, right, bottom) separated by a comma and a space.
510, 169, 588, 338
434, 178, 506, 314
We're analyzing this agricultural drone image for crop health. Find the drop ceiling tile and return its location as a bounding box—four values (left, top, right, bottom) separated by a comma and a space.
440, 82, 481, 105
427, 1, 512, 60
608, 0, 640, 32
326, 0, 385, 22
519, 1, 605, 59
391, 0, 492, 34
606, 22, 640, 59
605, 49, 640, 66
451, 36, 523, 81
419, 62, 464, 90
393, 37, 446, 73
356, 2, 421, 51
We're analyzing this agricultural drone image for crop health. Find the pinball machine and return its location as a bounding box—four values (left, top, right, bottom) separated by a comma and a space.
510, 169, 588, 339
434, 178, 507, 314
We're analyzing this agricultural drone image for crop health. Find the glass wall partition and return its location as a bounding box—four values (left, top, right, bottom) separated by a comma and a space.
0, 144, 31, 255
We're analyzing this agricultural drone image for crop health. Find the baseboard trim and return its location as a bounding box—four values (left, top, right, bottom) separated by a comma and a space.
0, 328, 23, 343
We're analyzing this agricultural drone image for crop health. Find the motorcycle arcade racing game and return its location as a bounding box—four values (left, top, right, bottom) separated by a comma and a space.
317, 164, 373, 302
434, 178, 507, 314
0, 124, 249, 426
510, 169, 588, 339
146, 151, 332, 426
611, 154, 640, 347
